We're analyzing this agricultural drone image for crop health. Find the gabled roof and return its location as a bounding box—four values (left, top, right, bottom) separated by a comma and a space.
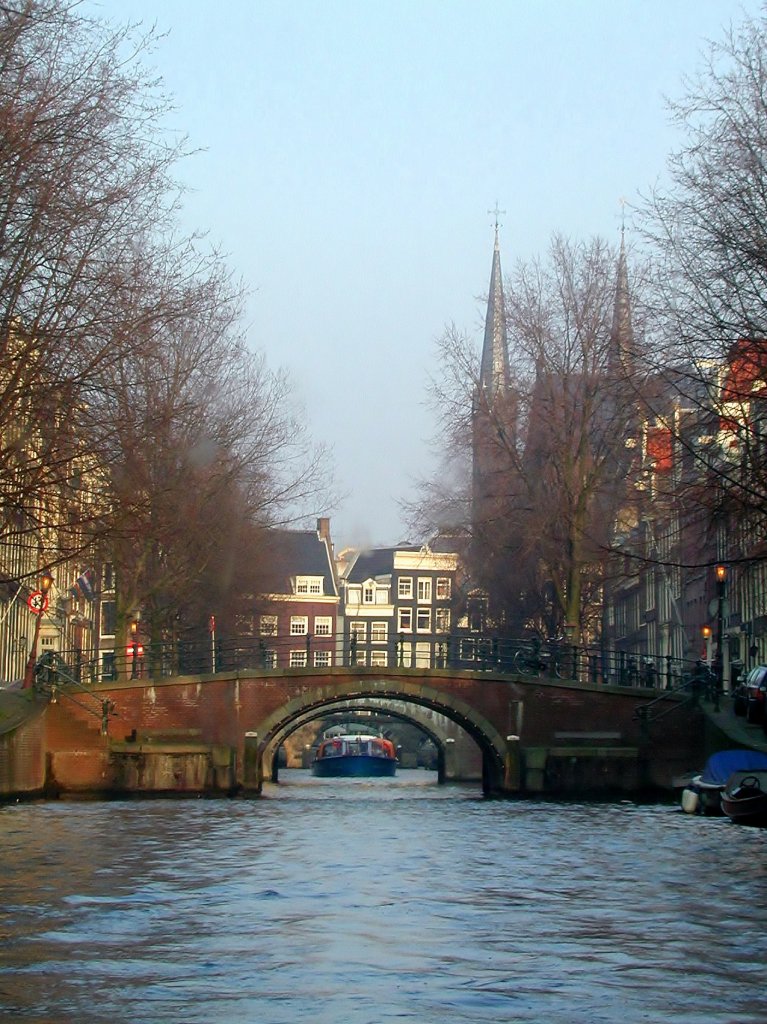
261, 528, 338, 597
344, 547, 403, 582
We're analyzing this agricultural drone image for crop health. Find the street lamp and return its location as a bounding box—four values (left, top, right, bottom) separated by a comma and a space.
130, 619, 139, 679
714, 564, 727, 702
701, 624, 712, 665
23, 567, 54, 689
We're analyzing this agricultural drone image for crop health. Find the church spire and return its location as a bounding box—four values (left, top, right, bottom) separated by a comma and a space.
610, 216, 634, 375
480, 206, 510, 395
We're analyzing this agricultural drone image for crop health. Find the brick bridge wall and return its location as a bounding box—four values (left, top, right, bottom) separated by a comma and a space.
34, 667, 707, 797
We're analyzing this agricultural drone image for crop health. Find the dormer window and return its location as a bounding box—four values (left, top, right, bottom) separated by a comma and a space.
296, 576, 323, 595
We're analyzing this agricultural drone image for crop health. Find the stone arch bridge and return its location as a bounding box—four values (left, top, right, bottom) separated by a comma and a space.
34, 665, 708, 798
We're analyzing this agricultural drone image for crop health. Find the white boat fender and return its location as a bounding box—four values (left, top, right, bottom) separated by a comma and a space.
681, 788, 700, 815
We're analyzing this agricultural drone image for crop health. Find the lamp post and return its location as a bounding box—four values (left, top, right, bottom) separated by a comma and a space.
23, 567, 53, 689
714, 564, 727, 703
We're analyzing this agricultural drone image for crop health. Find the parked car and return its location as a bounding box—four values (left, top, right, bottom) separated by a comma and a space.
745, 665, 767, 724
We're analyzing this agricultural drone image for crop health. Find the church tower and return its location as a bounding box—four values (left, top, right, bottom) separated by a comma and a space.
472, 215, 512, 523
609, 225, 634, 378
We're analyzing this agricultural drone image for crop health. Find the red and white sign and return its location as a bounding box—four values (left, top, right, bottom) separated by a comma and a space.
27, 590, 49, 615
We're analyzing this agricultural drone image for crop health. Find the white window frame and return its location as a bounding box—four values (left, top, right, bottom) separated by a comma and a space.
436, 577, 451, 600
314, 650, 331, 667
350, 621, 367, 640
290, 616, 308, 636
289, 650, 308, 667
417, 577, 432, 603
371, 621, 388, 643
399, 641, 412, 667
460, 638, 476, 661
370, 649, 388, 667
398, 608, 412, 633
296, 576, 322, 595
260, 614, 278, 636
314, 616, 332, 636
363, 584, 375, 604
415, 642, 431, 667
435, 608, 450, 634
398, 577, 413, 599
416, 607, 431, 632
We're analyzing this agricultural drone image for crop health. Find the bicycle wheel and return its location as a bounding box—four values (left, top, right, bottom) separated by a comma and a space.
513, 648, 536, 675
554, 648, 576, 680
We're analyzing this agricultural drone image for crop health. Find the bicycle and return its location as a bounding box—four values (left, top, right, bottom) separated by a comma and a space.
512, 643, 546, 676
513, 641, 577, 679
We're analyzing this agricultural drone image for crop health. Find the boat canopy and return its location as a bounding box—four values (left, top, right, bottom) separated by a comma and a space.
700, 749, 767, 786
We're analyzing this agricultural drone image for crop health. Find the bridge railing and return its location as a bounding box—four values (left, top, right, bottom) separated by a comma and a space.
37, 633, 708, 695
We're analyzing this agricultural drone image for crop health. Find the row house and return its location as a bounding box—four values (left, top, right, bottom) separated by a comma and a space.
253, 518, 340, 669
603, 342, 767, 686
339, 543, 460, 669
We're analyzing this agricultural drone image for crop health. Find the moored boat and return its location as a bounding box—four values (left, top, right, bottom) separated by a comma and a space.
680, 749, 767, 816
721, 770, 767, 826
311, 732, 397, 778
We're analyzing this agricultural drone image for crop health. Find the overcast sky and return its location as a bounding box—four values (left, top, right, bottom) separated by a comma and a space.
91, 0, 763, 551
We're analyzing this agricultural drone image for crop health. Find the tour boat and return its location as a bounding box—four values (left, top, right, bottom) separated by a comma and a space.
311, 733, 397, 778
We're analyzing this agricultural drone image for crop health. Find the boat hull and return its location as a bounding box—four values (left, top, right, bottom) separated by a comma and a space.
312, 754, 397, 778
721, 770, 767, 826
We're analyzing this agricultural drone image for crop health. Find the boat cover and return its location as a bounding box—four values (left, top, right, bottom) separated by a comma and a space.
700, 749, 767, 786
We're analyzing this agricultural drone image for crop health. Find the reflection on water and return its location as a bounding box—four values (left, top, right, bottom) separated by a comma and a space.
1, 769, 767, 1023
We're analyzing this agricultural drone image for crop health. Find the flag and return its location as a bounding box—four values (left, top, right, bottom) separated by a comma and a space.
71, 569, 95, 601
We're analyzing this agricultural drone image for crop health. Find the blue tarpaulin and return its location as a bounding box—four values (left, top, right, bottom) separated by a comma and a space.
700, 749, 767, 786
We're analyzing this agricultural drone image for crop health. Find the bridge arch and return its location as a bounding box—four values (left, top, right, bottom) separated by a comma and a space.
263, 698, 455, 783
246, 676, 509, 794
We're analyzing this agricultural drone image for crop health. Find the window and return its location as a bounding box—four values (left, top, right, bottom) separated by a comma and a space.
416, 607, 431, 632
296, 576, 322, 594
415, 642, 431, 667
460, 638, 476, 661
315, 616, 332, 636
102, 563, 115, 592
314, 650, 331, 667
363, 584, 375, 604
398, 608, 412, 632
290, 650, 307, 667
262, 649, 277, 669
417, 578, 432, 602
101, 600, 116, 637
350, 621, 367, 640
290, 616, 308, 636
435, 641, 449, 668
436, 577, 451, 600
370, 650, 388, 667
398, 577, 413, 599
399, 641, 412, 667
346, 585, 362, 605
435, 608, 450, 633
260, 615, 278, 636
375, 587, 389, 604
371, 621, 388, 643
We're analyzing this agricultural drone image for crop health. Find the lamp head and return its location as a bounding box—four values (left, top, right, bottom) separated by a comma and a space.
40, 568, 53, 594
715, 564, 727, 583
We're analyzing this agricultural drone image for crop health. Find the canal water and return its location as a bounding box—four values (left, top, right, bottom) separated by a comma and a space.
1, 770, 766, 1024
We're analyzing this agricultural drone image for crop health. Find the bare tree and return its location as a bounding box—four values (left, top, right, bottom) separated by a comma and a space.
415, 236, 645, 643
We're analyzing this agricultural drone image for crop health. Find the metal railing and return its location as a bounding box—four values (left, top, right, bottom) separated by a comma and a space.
31, 632, 711, 695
